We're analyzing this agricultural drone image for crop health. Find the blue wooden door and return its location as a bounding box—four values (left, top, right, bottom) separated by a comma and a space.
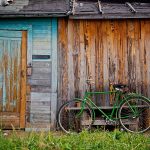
0, 18, 58, 130
0, 30, 27, 129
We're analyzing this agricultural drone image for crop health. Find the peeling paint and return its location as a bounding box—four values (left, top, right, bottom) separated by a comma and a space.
0, 31, 22, 112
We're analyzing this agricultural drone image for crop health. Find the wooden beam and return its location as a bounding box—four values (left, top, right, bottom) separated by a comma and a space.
20, 31, 27, 129
126, 2, 137, 13
98, 0, 104, 14
66, 0, 74, 15
72, 0, 76, 15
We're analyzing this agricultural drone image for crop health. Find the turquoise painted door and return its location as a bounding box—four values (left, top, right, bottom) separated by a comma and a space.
0, 30, 26, 129
0, 18, 58, 130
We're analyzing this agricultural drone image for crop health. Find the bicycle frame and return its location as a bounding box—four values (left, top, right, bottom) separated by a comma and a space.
76, 90, 127, 122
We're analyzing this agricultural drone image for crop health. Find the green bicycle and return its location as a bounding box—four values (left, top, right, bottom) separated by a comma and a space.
57, 80, 150, 133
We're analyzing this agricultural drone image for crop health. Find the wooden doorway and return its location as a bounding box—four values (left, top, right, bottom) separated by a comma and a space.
0, 30, 27, 129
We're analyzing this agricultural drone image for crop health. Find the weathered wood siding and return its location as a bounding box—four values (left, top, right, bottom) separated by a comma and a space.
58, 19, 150, 107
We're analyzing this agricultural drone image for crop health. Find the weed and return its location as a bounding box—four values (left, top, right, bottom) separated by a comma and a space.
0, 130, 149, 150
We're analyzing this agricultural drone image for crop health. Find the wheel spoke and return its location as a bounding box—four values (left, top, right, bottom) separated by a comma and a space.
119, 97, 150, 133
58, 100, 93, 133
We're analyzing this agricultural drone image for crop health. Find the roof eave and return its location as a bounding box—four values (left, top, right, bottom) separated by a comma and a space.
69, 13, 150, 19
0, 12, 67, 18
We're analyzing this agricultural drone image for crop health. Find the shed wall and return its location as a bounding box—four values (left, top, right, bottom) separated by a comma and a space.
58, 19, 150, 107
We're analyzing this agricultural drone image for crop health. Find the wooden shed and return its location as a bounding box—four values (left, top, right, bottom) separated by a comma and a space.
0, 0, 150, 130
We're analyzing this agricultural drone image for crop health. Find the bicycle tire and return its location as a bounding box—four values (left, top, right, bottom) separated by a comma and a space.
57, 99, 93, 133
119, 96, 150, 133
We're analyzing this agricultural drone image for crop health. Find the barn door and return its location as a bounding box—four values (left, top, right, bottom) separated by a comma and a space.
0, 30, 27, 129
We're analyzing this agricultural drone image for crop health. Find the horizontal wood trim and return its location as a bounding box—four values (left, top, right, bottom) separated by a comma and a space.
29, 79, 51, 86
31, 85, 51, 93
0, 113, 20, 129
31, 101, 51, 107
32, 67, 51, 74
32, 61, 52, 68
31, 73, 51, 80
31, 92, 51, 102
70, 14, 150, 19
26, 122, 51, 130
30, 110, 51, 114
30, 113, 50, 124
82, 119, 139, 126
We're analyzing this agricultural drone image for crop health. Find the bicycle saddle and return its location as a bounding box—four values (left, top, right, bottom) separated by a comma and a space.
113, 84, 128, 89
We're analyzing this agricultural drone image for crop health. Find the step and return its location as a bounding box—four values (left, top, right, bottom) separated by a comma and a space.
66, 105, 148, 110
81, 119, 138, 126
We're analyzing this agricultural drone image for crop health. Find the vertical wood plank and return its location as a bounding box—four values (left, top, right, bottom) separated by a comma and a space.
5, 40, 10, 111
121, 20, 128, 84
145, 21, 150, 98
134, 20, 141, 94
79, 20, 86, 97
3, 40, 8, 111
73, 20, 80, 97
58, 19, 69, 105
51, 18, 58, 93
144, 21, 150, 97
16, 41, 21, 113
51, 18, 58, 128
90, 21, 96, 90
108, 20, 115, 83
108, 20, 116, 105
127, 20, 136, 91
103, 21, 109, 106
20, 31, 27, 128
115, 20, 120, 84
98, 21, 105, 106
68, 20, 75, 100
27, 26, 33, 66
140, 20, 146, 95
0, 40, 3, 111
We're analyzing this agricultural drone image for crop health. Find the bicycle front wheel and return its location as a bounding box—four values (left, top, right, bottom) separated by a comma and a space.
119, 96, 150, 133
57, 99, 93, 133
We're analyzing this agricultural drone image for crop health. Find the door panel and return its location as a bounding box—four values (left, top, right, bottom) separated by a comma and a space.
0, 30, 26, 129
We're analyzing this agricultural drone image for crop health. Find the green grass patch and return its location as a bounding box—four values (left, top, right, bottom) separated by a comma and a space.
0, 130, 149, 150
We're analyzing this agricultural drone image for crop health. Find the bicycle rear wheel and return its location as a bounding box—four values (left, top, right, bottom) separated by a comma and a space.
119, 96, 150, 133
57, 99, 93, 133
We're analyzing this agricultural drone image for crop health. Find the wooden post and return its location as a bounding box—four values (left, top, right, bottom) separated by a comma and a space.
20, 31, 27, 129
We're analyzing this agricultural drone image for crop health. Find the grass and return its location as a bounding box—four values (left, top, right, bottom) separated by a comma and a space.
0, 130, 149, 150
